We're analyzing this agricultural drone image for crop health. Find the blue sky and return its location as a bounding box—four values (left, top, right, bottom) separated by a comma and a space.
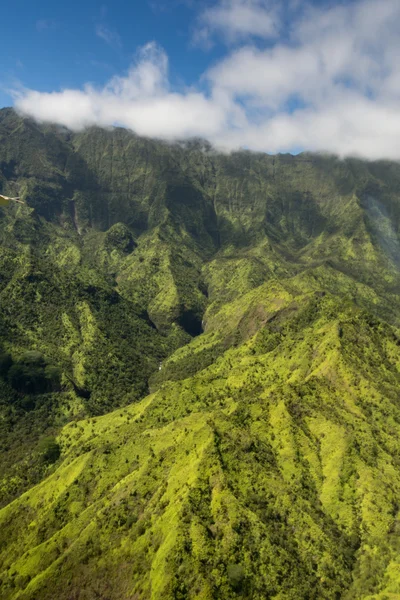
0, 0, 223, 107
2, 0, 400, 159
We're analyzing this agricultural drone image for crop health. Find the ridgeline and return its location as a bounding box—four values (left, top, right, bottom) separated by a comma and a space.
1, 107, 400, 599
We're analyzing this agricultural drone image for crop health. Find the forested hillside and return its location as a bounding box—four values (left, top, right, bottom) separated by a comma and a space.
1, 107, 400, 599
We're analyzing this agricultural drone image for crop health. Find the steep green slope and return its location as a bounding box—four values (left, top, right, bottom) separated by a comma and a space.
1, 108, 400, 598
1, 296, 400, 599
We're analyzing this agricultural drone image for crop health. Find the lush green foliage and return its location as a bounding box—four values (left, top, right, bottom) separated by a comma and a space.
1, 108, 400, 598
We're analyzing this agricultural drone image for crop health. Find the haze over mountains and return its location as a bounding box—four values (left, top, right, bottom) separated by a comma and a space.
1, 107, 400, 599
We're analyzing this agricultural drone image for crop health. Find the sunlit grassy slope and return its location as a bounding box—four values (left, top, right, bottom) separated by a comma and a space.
1, 108, 400, 598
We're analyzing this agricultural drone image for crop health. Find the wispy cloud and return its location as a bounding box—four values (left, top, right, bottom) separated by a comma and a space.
36, 19, 57, 32
149, 0, 198, 13
89, 59, 114, 71
95, 24, 122, 49
194, 0, 281, 47
15, 0, 400, 160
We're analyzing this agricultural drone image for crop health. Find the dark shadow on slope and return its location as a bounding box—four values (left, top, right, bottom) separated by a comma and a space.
164, 171, 220, 253
359, 186, 400, 270
138, 309, 158, 330
176, 309, 203, 337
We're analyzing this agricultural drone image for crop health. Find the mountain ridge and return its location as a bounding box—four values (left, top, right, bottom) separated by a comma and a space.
1, 108, 400, 599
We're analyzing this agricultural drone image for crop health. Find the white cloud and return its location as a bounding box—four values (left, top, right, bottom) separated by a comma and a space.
194, 0, 280, 46
14, 43, 227, 139
14, 0, 400, 160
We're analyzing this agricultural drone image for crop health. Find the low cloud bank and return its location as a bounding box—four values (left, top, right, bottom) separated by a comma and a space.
14, 0, 400, 159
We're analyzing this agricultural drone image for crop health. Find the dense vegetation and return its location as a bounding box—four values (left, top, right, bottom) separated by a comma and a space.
1, 107, 400, 598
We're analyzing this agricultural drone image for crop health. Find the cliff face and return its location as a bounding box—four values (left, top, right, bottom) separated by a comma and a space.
1, 108, 400, 599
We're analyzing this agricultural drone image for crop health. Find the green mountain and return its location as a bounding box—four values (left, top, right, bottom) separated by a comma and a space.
1, 106, 400, 599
